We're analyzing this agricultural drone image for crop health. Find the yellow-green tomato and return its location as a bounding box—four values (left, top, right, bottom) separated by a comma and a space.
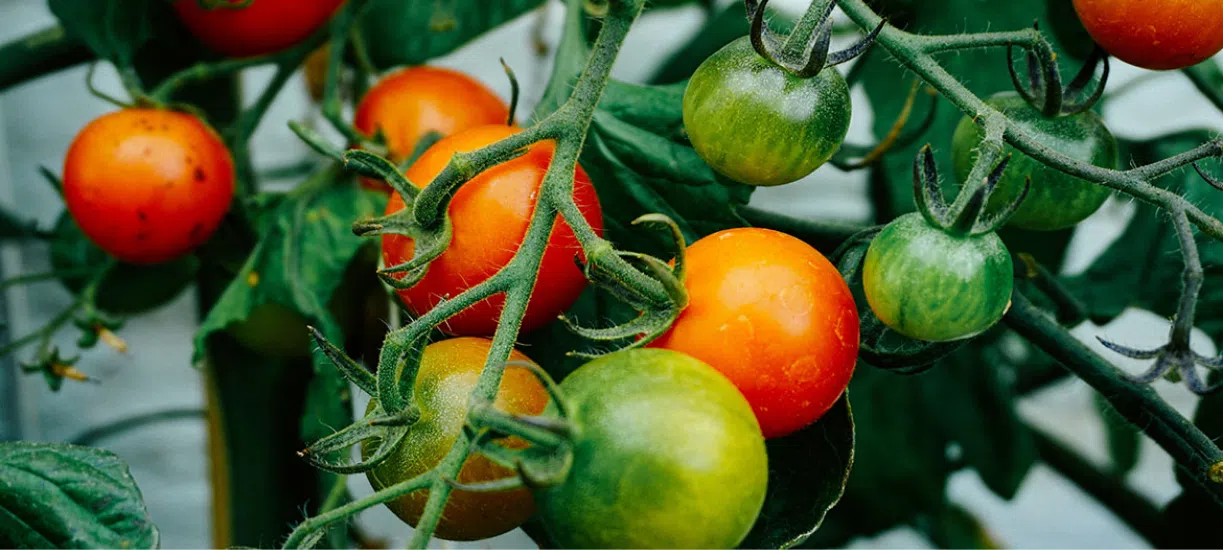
863, 213, 1014, 342
535, 348, 769, 549
361, 338, 550, 541
683, 36, 851, 186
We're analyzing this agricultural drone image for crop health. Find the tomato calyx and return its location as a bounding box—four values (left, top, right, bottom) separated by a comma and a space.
562, 214, 690, 357
192, 0, 255, 10
1006, 33, 1110, 118
913, 144, 1027, 237
745, 0, 882, 78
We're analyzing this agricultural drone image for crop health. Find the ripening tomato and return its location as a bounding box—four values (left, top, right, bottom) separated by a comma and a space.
1073, 0, 1223, 70
535, 348, 769, 549
362, 337, 549, 541
381, 125, 602, 336
63, 109, 234, 265
172, 0, 346, 58
649, 227, 859, 438
353, 67, 508, 190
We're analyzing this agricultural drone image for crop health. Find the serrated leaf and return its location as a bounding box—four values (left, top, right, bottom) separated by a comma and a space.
0, 442, 158, 549
739, 395, 854, 549
360, 0, 544, 71
48, 0, 167, 67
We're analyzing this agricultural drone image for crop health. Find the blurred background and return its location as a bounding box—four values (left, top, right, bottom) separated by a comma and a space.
1, 0, 1219, 548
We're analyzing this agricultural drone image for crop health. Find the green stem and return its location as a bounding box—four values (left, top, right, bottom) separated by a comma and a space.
1031, 427, 1164, 545
0, 26, 91, 93
68, 408, 204, 446
783, 0, 832, 54
1004, 291, 1223, 506
281, 472, 433, 548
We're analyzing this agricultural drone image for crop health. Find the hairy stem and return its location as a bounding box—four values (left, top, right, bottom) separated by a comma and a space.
1005, 292, 1223, 506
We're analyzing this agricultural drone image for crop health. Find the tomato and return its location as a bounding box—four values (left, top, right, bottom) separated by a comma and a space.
1072, 0, 1223, 71
362, 337, 549, 541
951, 92, 1117, 231
682, 36, 851, 187
862, 213, 1014, 343
535, 348, 768, 549
172, 0, 346, 58
381, 125, 602, 336
63, 109, 235, 265
354, 67, 508, 190
649, 227, 858, 438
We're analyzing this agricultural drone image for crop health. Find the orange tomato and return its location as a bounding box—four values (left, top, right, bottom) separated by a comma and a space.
363, 337, 549, 540
63, 109, 235, 265
172, 0, 346, 58
381, 125, 602, 336
1073, 0, 1223, 70
650, 227, 859, 438
354, 67, 508, 190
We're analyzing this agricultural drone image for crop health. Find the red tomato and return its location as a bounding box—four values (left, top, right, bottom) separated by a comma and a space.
1073, 0, 1223, 70
63, 109, 235, 265
354, 66, 509, 168
172, 0, 346, 58
381, 125, 602, 336
649, 227, 859, 438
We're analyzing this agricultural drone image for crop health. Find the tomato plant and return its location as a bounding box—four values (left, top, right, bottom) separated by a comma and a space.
354, 66, 508, 190
62, 108, 234, 265
381, 124, 603, 336
863, 213, 1014, 342
7, 0, 1223, 548
951, 92, 1118, 231
362, 337, 548, 541
172, 0, 346, 58
683, 36, 851, 186
650, 227, 859, 438
534, 348, 769, 549
1073, 0, 1223, 70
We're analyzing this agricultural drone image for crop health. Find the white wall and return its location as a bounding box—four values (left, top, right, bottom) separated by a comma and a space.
1, 0, 1219, 548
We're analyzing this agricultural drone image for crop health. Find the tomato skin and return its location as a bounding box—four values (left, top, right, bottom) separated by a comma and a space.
1073, 0, 1223, 71
536, 348, 768, 549
172, 0, 345, 58
683, 36, 851, 187
63, 109, 235, 265
951, 92, 1117, 231
354, 67, 508, 190
863, 213, 1014, 343
362, 338, 549, 541
649, 227, 858, 439
381, 125, 602, 336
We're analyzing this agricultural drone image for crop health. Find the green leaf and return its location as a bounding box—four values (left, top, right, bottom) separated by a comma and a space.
50, 212, 198, 315
936, 336, 1037, 500
360, 0, 544, 71
649, 1, 792, 85
0, 442, 158, 549
740, 395, 854, 549
532, 0, 596, 121
1094, 393, 1141, 477
1066, 130, 1223, 340
47, 0, 168, 67
582, 80, 754, 257
918, 502, 1002, 549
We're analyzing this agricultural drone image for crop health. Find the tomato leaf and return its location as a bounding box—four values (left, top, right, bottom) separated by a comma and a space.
360, 0, 543, 71
649, 1, 793, 85
47, 0, 171, 67
532, 0, 594, 121
0, 442, 159, 549
739, 395, 854, 549
1066, 130, 1223, 342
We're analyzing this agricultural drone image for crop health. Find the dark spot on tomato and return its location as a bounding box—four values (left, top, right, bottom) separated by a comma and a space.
160, 124, 169, 131
189, 223, 204, 239
143, 147, 152, 157
136, 231, 151, 241
137, 211, 147, 221
194, 168, 207, 182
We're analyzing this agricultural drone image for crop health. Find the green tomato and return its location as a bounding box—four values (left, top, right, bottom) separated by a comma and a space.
862, 213, 1014, 342
362, 337, 550, 541
683, 36, 851, 187
536, 348, 768, 549
51, 213, 196, 315
951, 92, 1117, 231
